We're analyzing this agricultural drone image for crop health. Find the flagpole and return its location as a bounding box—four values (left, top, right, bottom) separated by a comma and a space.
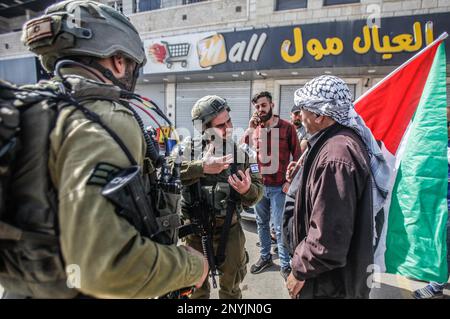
354, 32, 448, 104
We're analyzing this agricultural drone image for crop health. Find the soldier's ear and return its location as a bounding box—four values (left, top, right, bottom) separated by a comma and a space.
111, 55, 127, 78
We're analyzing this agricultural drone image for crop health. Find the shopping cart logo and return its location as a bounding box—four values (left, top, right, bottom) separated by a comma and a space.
148, 41, 191, 69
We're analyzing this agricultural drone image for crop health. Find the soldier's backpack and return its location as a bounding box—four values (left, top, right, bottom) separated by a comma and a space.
0, 80, 179, 298
0, 79, 77, 298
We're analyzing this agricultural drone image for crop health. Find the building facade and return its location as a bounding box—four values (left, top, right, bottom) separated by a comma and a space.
1, 0, 450, 134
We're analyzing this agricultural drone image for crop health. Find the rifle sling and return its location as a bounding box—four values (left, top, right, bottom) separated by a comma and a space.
215, 144, 240, 266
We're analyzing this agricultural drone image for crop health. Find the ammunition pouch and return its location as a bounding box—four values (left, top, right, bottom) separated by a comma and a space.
154, 186, 181, 244
201, 182, 230, 217
182, 180, 243, 221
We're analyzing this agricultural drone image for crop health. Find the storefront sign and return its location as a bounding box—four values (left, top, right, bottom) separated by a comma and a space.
142, 12, 450, 75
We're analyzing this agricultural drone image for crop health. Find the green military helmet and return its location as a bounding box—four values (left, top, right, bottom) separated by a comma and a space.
191, 95, 231, 129
21, 0, 146, 72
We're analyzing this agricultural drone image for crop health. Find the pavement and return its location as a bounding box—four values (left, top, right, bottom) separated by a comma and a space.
370, 273, 450, 299
212, 219, 450, 299
1, 219, 449, 299
209, 219, 290, 299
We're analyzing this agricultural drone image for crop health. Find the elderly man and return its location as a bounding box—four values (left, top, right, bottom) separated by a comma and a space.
284, 75, 390, 299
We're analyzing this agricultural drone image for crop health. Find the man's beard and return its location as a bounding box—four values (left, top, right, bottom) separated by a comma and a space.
293, 119, 302, 127
259, 107, 273, 122
119, 64, 138, 92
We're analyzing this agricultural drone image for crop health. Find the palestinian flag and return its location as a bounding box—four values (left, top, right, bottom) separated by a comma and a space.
354, 33, 449, 283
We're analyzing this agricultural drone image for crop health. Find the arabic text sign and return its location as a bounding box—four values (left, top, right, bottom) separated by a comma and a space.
142, 12, 450, 75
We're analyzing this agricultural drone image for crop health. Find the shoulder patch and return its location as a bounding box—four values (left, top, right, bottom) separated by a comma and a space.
250, 163, 260, 174
87, 162, 122, 187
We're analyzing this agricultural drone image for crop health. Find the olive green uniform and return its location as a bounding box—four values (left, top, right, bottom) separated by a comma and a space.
177, 138, 263, 299
48, 69, 203, 298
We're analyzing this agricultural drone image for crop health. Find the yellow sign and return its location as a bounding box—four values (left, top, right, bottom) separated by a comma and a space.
280, 27, 304, 63
307, 37, 344, 61
353, 22, 434, 60
197, 33, 227, 68
281, 21, 435, 63
280, 27, 344, 62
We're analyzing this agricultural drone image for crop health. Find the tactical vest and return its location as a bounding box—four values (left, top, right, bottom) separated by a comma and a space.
180, 139, 247, 221
0, 77, 179, 298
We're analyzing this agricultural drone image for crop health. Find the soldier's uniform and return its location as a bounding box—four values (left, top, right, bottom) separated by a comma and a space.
176, 96, 263, 299
48, 69, 204, 298
0, 0, 205, 298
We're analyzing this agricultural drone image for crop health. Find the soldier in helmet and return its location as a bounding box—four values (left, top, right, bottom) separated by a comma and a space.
2, 0, 208, 298
175, 95, 263, 299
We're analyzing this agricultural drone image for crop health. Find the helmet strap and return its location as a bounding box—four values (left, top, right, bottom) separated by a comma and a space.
129, 64, 140, 92
86, 59, 126, 89
84, 58, 133, 92
54, 58, 140, 94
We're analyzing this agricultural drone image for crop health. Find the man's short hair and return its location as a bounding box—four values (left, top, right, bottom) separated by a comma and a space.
252, 91, 272, 104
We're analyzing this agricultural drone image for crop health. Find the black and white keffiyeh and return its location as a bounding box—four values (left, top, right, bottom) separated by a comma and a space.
294, 75, 391, 214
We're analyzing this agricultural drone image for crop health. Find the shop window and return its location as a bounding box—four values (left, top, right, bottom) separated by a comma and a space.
138, 0, 161, 12
323, 0, 360, 6
275, 0, 307, 11
182, 0, 207, 4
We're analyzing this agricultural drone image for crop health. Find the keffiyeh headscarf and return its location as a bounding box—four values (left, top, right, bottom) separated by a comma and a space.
294, 75, 391, 214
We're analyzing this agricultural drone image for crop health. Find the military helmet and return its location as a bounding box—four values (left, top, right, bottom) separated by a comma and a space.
21, 0, 146, 72
191, 95, 231, 128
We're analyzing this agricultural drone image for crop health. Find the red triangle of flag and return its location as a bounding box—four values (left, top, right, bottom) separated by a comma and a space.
355, 42, 442, 155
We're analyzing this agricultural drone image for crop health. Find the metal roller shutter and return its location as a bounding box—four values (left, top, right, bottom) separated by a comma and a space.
0, 57, 37, 85
278, 84, 356, 122
134, 83, 166, 129
278, 85, 300, 122
176, 81, 251, 139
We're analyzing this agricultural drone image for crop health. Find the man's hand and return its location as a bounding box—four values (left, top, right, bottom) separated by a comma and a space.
286, 161, 297, 183
286, 151, 307, 182
248, 111, 261, 129
202, 144, 233, 175
286, 272, 305, 299
228, 168, 251, 195
181, 245, 209, 289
